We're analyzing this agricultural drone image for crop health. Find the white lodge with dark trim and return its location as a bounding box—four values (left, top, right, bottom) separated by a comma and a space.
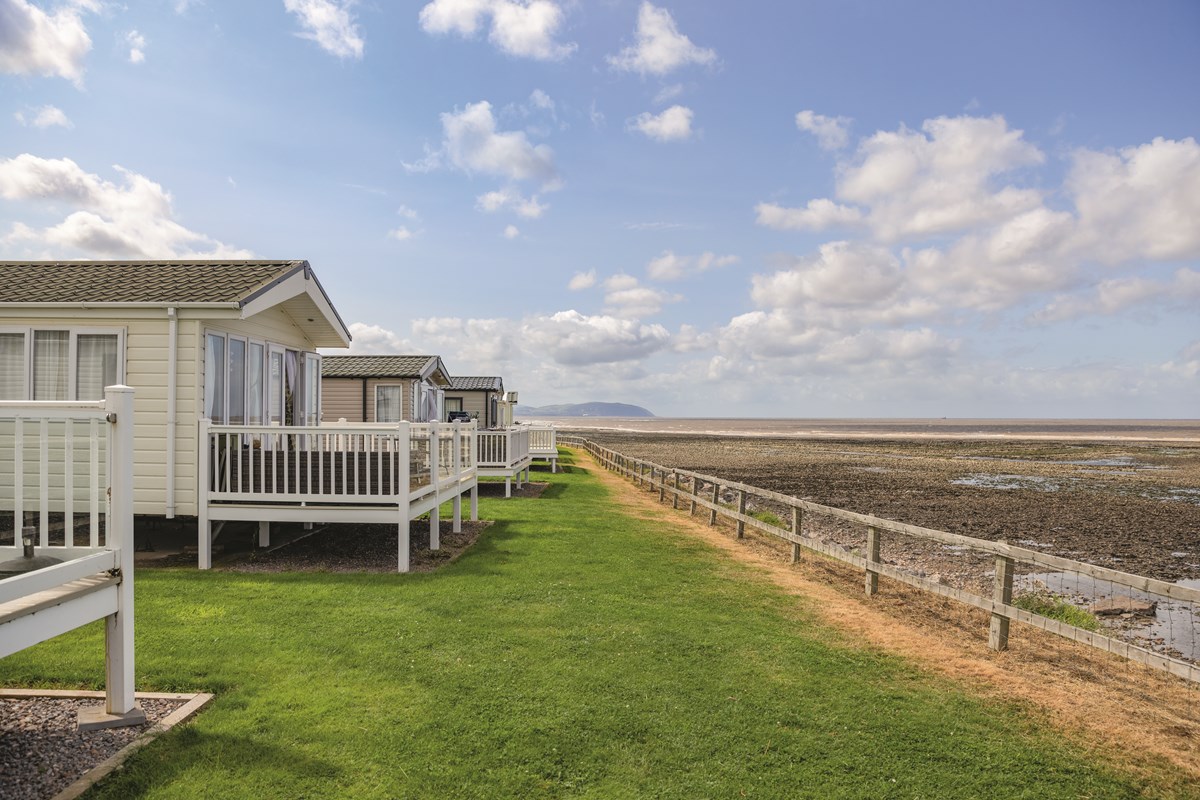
0, 261, 347, 519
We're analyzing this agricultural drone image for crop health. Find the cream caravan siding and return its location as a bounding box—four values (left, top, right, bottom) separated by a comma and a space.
0, 305, 331, 518
322, 378, 364, 422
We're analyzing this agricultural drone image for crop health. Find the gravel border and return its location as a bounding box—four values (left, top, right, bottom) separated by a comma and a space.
0, 690, 212, 800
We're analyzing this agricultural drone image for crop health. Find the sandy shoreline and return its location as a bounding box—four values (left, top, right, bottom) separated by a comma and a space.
559, 428, 1200, 582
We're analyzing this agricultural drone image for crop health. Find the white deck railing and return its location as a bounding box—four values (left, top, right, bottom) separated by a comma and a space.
198, 420, 478, 572
526, 425, 558, 472
0, 386, 141, 727
477, 427, 533, 497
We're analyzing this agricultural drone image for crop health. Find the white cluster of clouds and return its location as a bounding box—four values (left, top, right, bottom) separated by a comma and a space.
645, 250, 738, 281
628, 105, 693, 142
284, 0, 364, 60
0, 0, 94, 85
0, 154, 250, 258
607, 2, 715, 76
126, 30, 146, 64
794, 110, 850, 151
476, 187, 547, 218
407, 100, 561, 189
418, 0, 574, 61
14, 105, 72, 129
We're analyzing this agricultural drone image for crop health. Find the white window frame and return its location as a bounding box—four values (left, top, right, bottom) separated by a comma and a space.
0, 325, 125, 401
375, 384, 405, 423
204, 329, 304, 427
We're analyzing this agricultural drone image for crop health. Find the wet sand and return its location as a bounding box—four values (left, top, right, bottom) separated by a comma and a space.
550, 419, 1200, 581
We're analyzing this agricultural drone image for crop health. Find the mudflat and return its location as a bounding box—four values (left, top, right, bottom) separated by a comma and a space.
563, 426, 1200, 581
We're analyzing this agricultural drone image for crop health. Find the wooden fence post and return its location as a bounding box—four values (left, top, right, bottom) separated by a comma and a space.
689, 477, 698, 516
791, 507, 802, 563
671, 472, 679, 509
990, 554, 1014, 651
736, 490, 746, 539
865, 526, 880, 596
659, 470, 666, 502
709, 484, 720, 526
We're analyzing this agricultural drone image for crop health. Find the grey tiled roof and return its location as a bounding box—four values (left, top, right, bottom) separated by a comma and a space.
322, 355, 438, 379
0, 261, 306, 304
448, 376, 503, 391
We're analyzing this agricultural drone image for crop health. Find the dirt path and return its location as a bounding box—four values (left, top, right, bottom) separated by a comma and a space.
568, 449, 1200, 789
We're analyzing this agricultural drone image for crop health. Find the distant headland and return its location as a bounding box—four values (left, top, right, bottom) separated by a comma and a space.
515, 402, 655, 418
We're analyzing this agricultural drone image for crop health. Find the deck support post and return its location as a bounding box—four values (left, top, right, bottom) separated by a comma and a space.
453, 494, 462, 533
197, 418, 211, 570
470, 485, 478, 521
258, 521, 270, 548
865, 526, 880, 596
505, 477, 512, 498
990, 554, 1015, 651
103, 386, 141, 721
736, 490, 746, 539
398, 421, 411, 573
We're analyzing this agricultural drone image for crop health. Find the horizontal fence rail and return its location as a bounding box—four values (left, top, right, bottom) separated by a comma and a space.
560, 435, 1200, 685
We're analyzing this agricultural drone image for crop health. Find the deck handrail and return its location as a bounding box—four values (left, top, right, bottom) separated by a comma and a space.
477, 427, 531, 468
0, 386, 140, 720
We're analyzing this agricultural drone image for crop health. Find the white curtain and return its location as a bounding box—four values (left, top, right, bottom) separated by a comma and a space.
249, 343, 264, 425
33, 330, 68, 401
76, 334, 117, 401
0, 333, 24, 400
376, 386, 402, 422
204, 333, 225, 421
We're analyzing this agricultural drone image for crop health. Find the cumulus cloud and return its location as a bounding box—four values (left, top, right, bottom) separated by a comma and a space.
646, 250, 738, 281
409, 101, 561, 189
418, 0, 575, 60
603, 273, 679, 318
1066, 136, 1200, 263
751, 241, 903, 309
387, 226, 414, 241
628, 105, 693, 142
126, 30, 146, 63
345, 322, 413, 354
567, 269, 595, 290
503, 224, 519, 239
1030, 268, 1200, 324
284, 0, 364, 60
14, 105, 72, 129
476, 187, 547, 218
755, 198, 862, 231
524, 310, 671, 365
795, 110, 850, 150
0, 154, 250, 258
0, 0, 93, 85
608, 2, 716, 76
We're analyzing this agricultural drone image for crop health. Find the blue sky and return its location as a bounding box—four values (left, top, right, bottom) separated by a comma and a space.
2, 0, 1198, 418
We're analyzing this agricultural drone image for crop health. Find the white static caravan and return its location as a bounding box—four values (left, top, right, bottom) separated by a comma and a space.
444, 376, 504, 428
0, 260, 350, 519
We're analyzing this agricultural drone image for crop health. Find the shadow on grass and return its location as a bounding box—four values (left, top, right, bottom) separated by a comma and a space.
92, 728, 342, 799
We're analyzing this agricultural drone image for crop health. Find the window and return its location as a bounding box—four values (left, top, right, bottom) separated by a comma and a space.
248, 343, 264, 425
445, 397, 463, 413
0, 333, 26, 400
0, 328, 122, 401
376, 385, 403, 422
204, 330, 318, 427
228, 338, 246, 425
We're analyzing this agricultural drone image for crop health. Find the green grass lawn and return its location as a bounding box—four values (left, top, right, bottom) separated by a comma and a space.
0, 450, 1179, 798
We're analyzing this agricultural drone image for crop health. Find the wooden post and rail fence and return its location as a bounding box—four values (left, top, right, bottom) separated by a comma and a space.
558, 435, 1200, 686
